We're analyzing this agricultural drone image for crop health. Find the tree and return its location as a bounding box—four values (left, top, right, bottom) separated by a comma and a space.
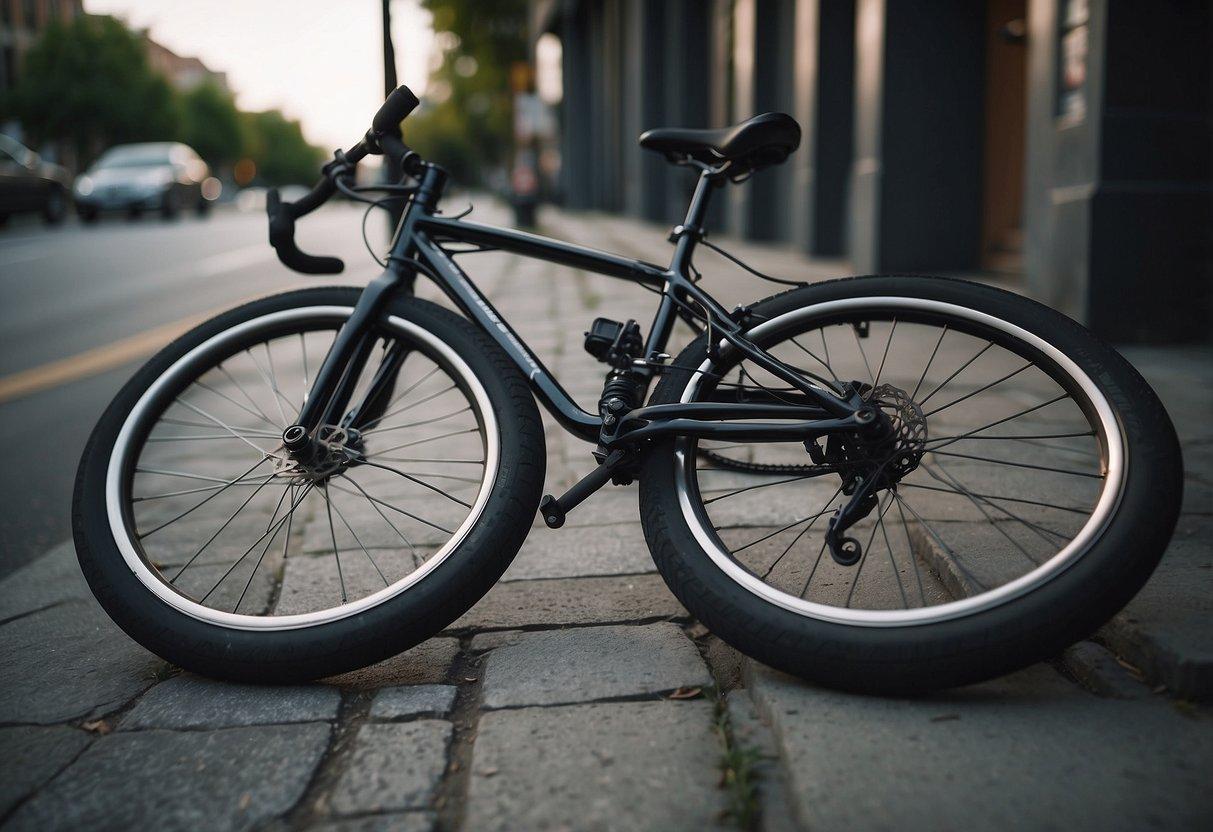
242, 110, 325, 186
406, 0, 529, 185
7, 15, 178, 166
179, 82, 244, 170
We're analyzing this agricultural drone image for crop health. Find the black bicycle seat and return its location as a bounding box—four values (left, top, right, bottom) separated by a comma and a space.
639, 112, 801, 171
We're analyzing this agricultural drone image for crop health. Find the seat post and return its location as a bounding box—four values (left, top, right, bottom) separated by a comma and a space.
669, 171, 715, 276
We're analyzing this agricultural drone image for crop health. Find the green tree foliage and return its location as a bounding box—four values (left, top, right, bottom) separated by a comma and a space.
406, 0, 529, 185
7, 15, 178, 166
242, 110, 325, 186
179, 81, 244, 170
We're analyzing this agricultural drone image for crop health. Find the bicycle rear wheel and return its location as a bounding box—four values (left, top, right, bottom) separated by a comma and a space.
74, 287, 545, 682
640, 276, 1181, 692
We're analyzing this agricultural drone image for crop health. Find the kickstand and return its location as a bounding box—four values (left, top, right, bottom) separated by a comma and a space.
538, 449, 629, 529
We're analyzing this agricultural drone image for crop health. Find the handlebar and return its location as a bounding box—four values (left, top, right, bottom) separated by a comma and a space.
266, 86, 421, 275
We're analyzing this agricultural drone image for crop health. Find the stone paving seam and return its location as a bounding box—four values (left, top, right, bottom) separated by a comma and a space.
279, 690, 375, 828
0, 728, 96, 827
430, 636, 485, 832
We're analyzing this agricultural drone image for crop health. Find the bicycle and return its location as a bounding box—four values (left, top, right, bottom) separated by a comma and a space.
74, 87, 1183, 692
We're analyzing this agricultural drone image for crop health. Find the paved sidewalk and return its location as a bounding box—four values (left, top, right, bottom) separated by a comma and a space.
1, 201, 1210, 831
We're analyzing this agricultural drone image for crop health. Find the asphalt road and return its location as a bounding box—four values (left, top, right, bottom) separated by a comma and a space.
0, 204, 389, 578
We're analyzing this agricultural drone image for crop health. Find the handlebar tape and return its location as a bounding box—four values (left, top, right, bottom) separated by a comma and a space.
266, 188, 344, 274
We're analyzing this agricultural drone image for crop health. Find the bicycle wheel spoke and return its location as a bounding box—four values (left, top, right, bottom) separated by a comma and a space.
924, 448, 1103, 479
894, 495, 928, 606
923, 463, 1041, 566
759, 483, 844, 579
246, 344, 293, 426
133, 474, 276, 502
850, 324, 875, 384
844, 496, 892, 608
922, 362, 1033, 418
168, 469, 277, 582
332, 477, 422, 567
357, 459, 473, 508
339, 473, 454, 535
321, 483, 348, 604
790, 336, 841, 386
872, 318, 897, 389
897, 481, 1090, 515
892, 493, 988, 593
199, 481, 298, 604
361, 406, 472, 436
799, 537, 831, 599
367, 427, 481, 457
215, 365, 279, 429
173, 399, 273, 457
158, 416, 280, 436
732, 501, 840, 554
139, 458, 269, 538
358, 366, 444, 431
917, 341, 992, 406
876, 501, 910, 609
911, 325, 948, 400
324, 485, 389, 588
703, 472, 829, 505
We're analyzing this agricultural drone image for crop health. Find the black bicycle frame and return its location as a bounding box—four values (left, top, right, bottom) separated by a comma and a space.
294, 167, 866, 447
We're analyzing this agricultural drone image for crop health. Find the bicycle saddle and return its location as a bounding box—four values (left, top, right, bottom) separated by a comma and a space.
639, 112, 801, 171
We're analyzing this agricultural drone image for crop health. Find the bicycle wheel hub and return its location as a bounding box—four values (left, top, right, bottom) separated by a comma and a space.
275, 424, 359, 482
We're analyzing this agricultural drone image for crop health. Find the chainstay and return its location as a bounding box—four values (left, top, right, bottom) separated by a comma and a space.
696, 447, 837, 476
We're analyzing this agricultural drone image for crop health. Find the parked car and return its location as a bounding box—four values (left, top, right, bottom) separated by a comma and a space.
73, 142, 220, 221
0, 134, 71, 226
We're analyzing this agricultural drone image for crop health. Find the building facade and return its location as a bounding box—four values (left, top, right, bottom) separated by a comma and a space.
533, 0, 1211, 343
0, 0, 82, 101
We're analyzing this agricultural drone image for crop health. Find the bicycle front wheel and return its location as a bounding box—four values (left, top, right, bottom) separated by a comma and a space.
639, 276, 1182, 693
74, 287, 545, 682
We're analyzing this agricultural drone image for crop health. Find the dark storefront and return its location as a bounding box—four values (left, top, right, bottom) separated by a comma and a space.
534, 0, 1211, 343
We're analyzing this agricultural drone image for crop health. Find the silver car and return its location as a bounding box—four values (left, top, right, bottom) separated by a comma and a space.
74, 142, 219, 221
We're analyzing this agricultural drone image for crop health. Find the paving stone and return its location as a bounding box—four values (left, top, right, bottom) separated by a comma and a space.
0, 541, 90, 622
120, 674, 341, 729
476, 623, 712, 709
1097, 514, 1213, 699
369, 685, 457, 719
0, 600, 161, 724
501, 521, 656, 581
325, 637, 460, 689
0, 726, 91, 816
465, 700, 726, 832
7, 724, 330, 832
330, 721, 452, 815
1059, 641, 1148, 699
746, 661, 1213, 831
449, 573, 686, 631
308, 814, 436, 832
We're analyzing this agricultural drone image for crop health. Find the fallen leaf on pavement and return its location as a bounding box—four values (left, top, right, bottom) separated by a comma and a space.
668, 687, 702, 700
81, 719, 112, 735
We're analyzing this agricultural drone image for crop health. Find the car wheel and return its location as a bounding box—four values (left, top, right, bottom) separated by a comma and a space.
160, 190, 180, 220
43, 188, 68, 225
78, 206, 99, 223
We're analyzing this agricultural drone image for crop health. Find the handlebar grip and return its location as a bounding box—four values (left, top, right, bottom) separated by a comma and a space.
267, 188, 344, 275
372, 85, 420, 135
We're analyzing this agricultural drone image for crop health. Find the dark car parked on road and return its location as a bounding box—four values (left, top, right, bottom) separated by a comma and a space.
0, 134, 71, 226
73, 142, 219, 221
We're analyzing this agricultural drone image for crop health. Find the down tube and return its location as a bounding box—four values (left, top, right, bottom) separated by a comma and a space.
412, 235, 601, 442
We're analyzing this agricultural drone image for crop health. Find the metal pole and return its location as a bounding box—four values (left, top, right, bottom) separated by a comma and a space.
381, 0, 405, 236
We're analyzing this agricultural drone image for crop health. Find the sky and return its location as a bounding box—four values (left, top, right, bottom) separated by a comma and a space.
84, 0, 436, 151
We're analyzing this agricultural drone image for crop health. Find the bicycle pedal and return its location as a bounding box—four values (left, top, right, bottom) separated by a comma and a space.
539, 495, 566, 529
